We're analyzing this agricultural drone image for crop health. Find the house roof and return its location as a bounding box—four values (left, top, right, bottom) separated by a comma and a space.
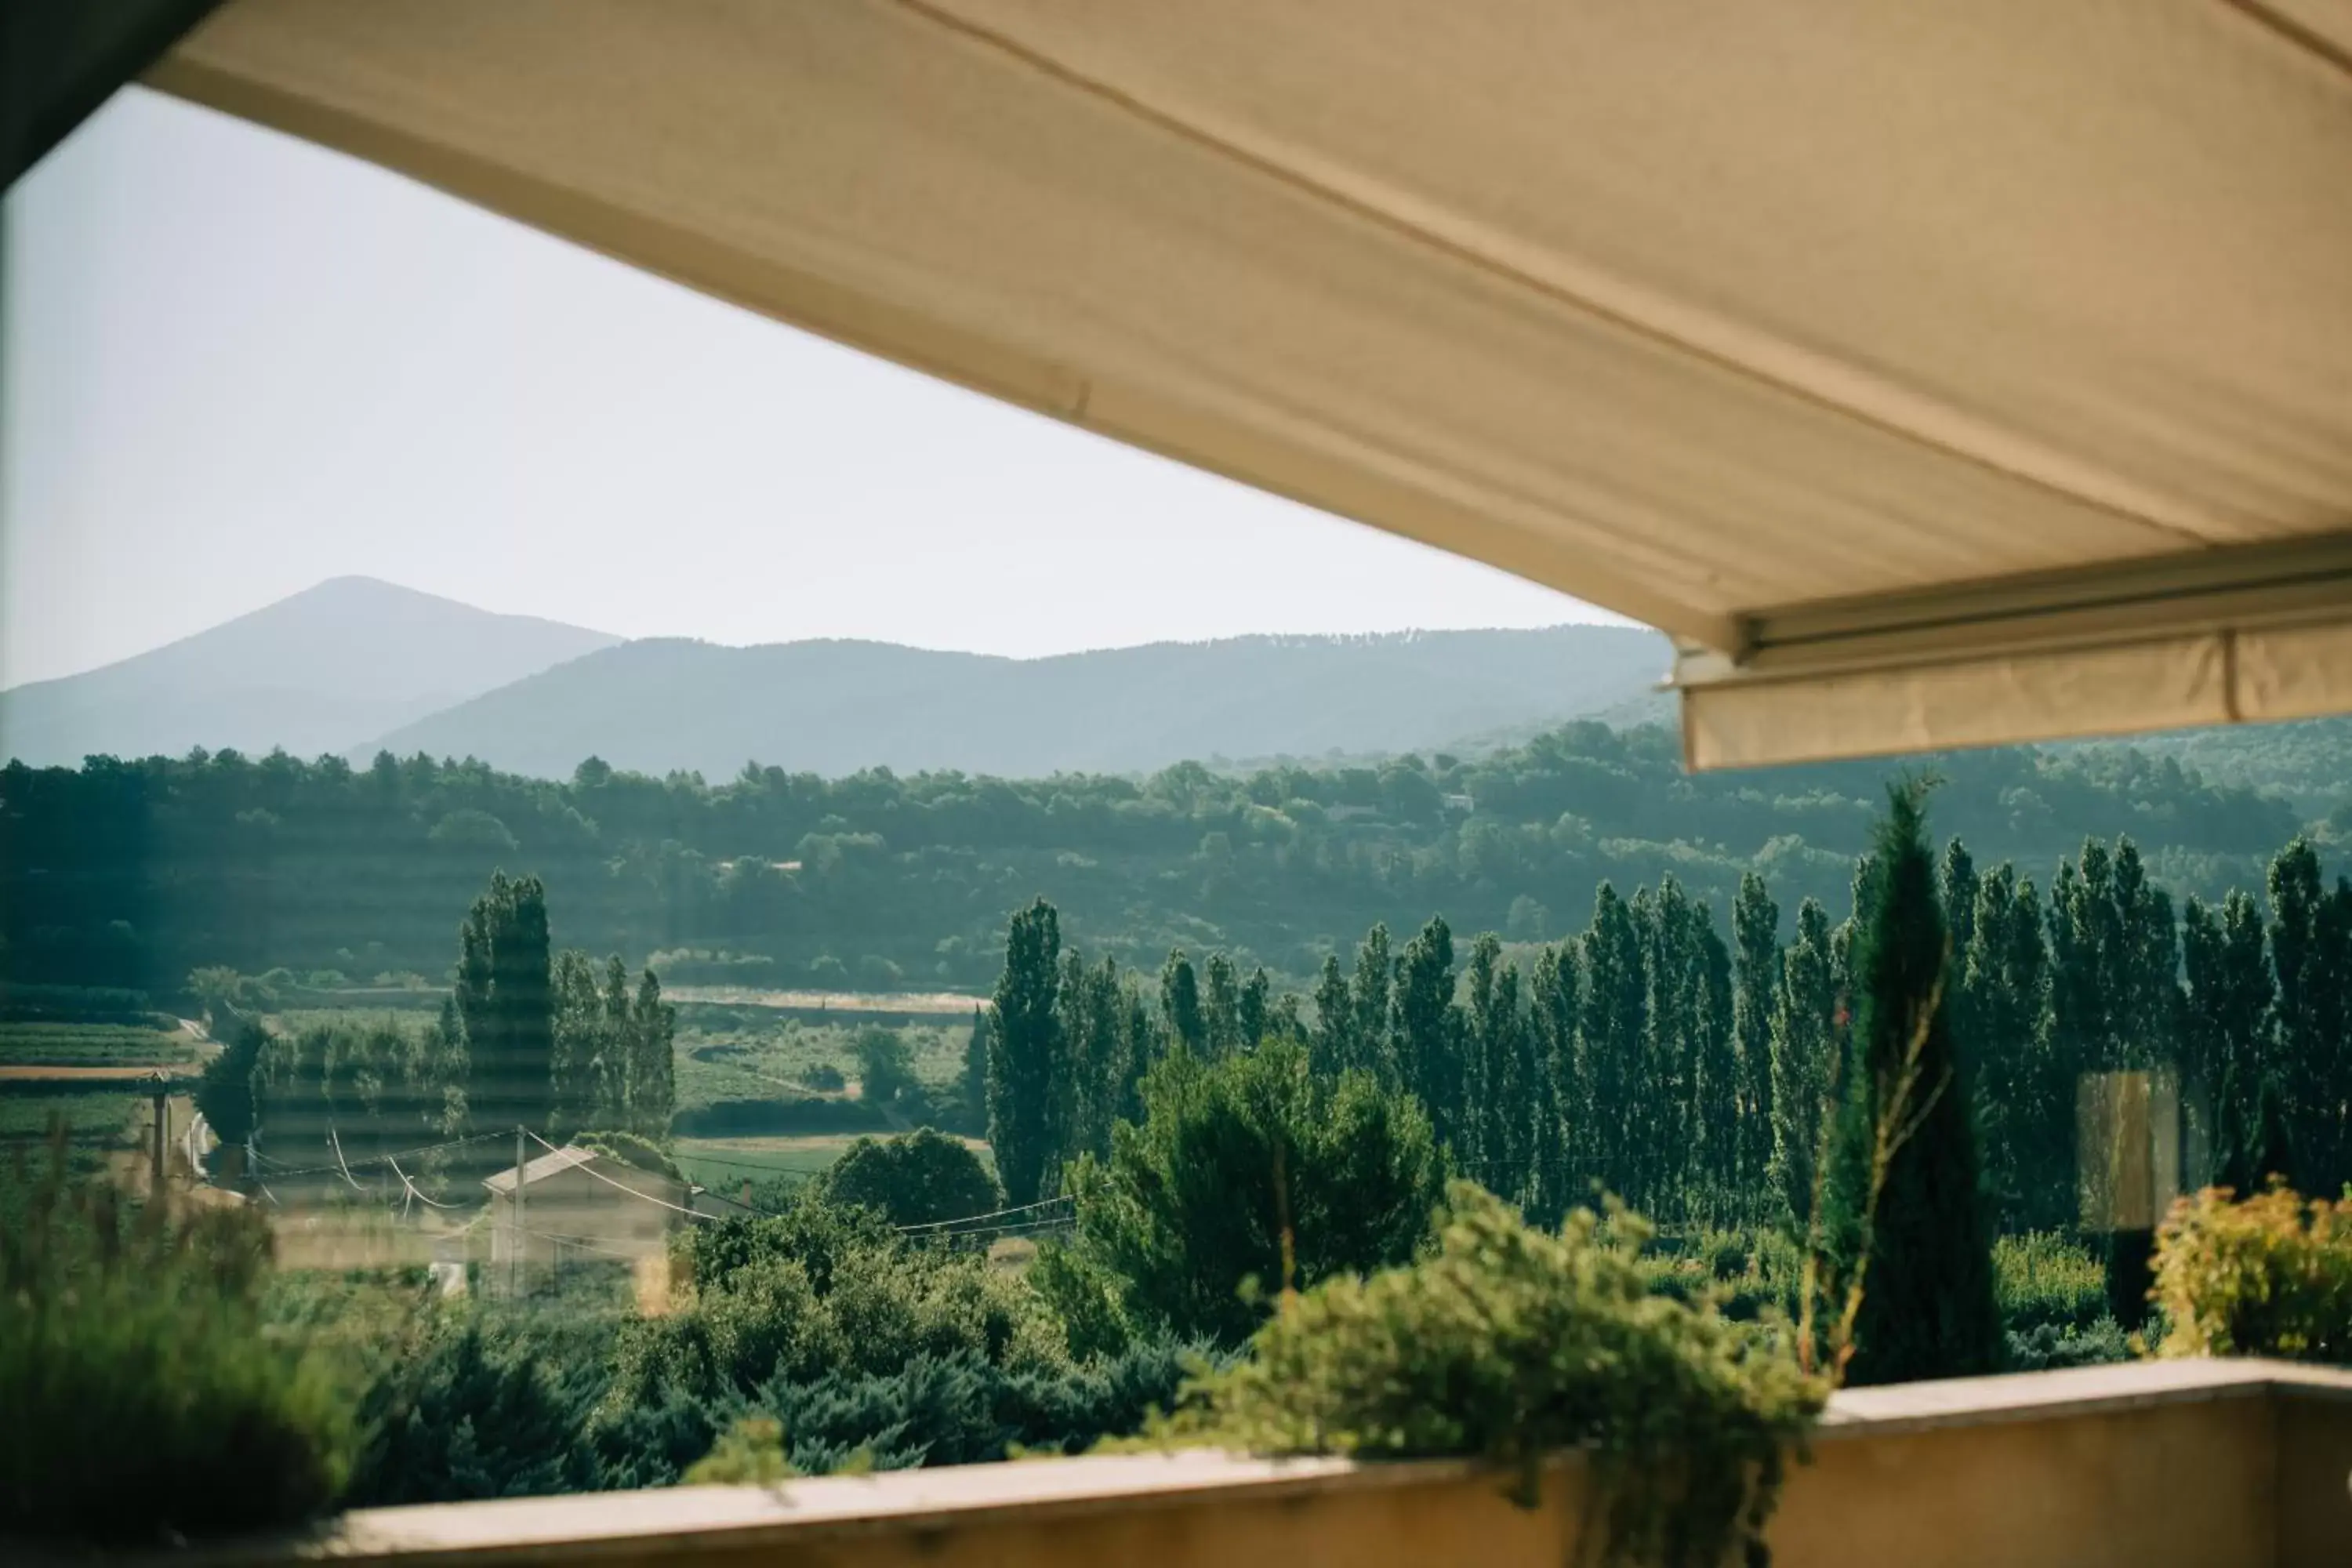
37, 3, 2352, 764
480, 1147, 621, 1194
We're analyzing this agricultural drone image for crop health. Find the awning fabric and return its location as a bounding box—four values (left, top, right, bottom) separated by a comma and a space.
125, 1, 2352, 768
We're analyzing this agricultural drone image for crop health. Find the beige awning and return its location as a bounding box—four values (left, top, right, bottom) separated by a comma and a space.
143, 1, 2352, 768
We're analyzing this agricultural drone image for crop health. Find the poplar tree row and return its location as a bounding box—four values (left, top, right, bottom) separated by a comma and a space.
988, 832, 2352, 1228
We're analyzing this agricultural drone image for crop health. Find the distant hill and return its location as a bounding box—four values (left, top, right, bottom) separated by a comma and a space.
368, 626, 1671, 779
0, 577, 620, 766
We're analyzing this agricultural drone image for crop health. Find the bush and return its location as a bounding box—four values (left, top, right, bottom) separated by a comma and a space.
818, 1128, 1001, 1229
2003, 1317, 2131, 1372
2151, 1183, 2352, 1364
0, 1137, 350, 1541
605, 1194, 1068, 1418
1993, 1232, 2109, 1334
1140, 1183, 1823, 1568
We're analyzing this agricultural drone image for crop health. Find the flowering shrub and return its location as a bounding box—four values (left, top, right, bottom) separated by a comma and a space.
2151, 1183, 2352, 1365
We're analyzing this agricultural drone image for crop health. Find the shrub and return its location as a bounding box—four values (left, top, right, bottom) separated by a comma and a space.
2151, 1183, 2352, 1364
818, 1128, 1001, 1229
2003, 1317, 2131, 1372
0, 1136, 350, 1541
1992, 1232, 2109, 1334
605, 1194, 1068, 1418
1138, 1183, 1823, 1568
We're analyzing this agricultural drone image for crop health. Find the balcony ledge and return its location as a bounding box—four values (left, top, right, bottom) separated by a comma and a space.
31, 1358, 2352, 1568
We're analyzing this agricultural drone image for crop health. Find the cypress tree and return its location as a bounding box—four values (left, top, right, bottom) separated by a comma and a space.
1528, 941, 1583, 1226
961, 1005, 989, 1134
1825, 786, 2002, 1387
1964, 865, 2053, 1230
629, 967, 674, 1137
1350, 923, 1396, 1082
1396, 916, 1462, 1156
1732, 873, 1782, 1200
1309, 953, 1355, 1080
454, 870, 555, 1137
1580, 884, 1646, 1206
989, 898, 1065, 1204
1767, 898, 1837, 1232
1202, 953, 1242, 1058
1465, 931, 1508, 1183
2182, 891, 2274, 1189
1160, 949, 1206, 1058
2267, 840, 2352, 1192
1237, 966, 1272, 1052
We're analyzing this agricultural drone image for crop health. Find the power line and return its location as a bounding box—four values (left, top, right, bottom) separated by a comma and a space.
895, 1192, 1072, 1234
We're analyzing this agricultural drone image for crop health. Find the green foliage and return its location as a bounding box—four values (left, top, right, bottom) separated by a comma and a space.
194, 1019, 268, 1149
1138, 1183, 1823, 1568
988, 899, 1063, 1205
685, 1417, 795, 1484
1991, 1232, 2108, 1334
0, 1137, 350, 1541
1823, 782, 2003, 1385
457, 869, 555, 1135
818, 1128, 1001, 1229
608, 1193, 1067, 1417
849, 1026, 917, 1109
574, 1128, 683, 1181
3, 724, 2305, 1007
1061, 1036, 1446, 1345
2152, 1183, 2352, 1365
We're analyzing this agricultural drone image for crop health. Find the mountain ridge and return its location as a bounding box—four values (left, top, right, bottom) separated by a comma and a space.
369, 623, 1671, 779
0, 576, 621, 766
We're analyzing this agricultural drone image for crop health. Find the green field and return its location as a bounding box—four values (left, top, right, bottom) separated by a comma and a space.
0, 1088, 149, 1146
673, 1007, 970, 1116
673, 1133, 993, 1196
0, 1021, 198, 1067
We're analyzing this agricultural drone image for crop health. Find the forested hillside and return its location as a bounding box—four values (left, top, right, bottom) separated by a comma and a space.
3, 718, 2335, 999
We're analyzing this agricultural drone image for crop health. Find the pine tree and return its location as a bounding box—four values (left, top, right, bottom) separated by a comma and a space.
989, 898, 1065, 1204
1160, 949, 1206, 1058
1767, 898, 1837, 1232
1731, 873, 1782, 1202
1825, 786, 2002, 1386
1309, 953, 1355, 1080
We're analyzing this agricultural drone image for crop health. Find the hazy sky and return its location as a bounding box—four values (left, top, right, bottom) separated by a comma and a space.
2, 89, 1612, 690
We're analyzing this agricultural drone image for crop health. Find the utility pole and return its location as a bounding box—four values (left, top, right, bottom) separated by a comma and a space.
512, 1124, 528, 1299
